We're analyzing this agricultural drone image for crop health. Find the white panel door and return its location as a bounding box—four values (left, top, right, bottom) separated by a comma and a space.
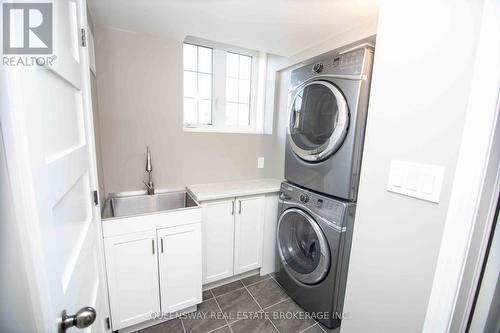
158, 224, 202, 313
234, 195, 265, 275
104, 231, 160, 330
201, 199, 235, 284
0, 0, 108, 332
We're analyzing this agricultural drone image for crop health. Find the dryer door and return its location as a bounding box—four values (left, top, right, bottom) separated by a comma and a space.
277, 208, 330, 285
288, 80, 349, 162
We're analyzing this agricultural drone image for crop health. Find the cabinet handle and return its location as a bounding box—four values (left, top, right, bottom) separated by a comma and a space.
231, 201, 235, 215
161, 238, 164, 253
238, 200, 242, 214
152, 239, 155, 255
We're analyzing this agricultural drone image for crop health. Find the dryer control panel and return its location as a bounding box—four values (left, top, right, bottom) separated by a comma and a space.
291, 46, 373, 87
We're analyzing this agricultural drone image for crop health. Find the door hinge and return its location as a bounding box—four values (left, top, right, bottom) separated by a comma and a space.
93, 190, 99, 206
105, 317, 111, 330
81, 28, 87, 47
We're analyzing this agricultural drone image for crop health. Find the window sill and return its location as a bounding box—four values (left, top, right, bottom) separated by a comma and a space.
183, 126, 265, 135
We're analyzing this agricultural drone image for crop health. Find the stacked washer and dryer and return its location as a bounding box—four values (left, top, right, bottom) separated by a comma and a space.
276, 45, 374, 329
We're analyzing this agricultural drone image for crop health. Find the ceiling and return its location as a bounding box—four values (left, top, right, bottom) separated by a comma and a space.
87, 0, 379, 57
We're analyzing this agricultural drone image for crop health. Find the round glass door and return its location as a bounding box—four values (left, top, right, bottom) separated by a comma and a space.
288, 81, 349, 162
277, 208, 330, 284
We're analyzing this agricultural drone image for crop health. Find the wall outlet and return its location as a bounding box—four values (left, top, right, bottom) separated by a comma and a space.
257, 157, 265, 169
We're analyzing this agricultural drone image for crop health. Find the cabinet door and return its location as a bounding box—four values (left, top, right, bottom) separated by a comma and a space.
234, 195, 265, 275
104, 231, 160, 330
201, 199, 235, 284
158, 224, 202, 313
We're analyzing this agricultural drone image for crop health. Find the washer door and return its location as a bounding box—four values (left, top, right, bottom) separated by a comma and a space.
277, 208, 330, 284
287, 80, 349, 162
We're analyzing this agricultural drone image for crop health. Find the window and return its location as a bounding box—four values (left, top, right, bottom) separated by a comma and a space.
226, 53, 252, 126
183, 40, 265, 133
183, 44, 213, 124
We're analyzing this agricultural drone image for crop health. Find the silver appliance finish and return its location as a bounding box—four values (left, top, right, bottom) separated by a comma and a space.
110, 191, 198, 218
285, 46, 374, 201
144, 146, 155, 195
276, 182, 356, 329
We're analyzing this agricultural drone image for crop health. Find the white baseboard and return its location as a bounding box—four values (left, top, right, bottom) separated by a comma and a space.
203, 268, 263, 291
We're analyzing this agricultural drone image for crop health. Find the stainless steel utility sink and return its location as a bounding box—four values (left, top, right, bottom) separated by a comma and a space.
110, 191, 198, 218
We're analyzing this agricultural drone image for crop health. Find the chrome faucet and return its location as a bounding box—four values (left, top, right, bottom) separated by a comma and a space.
143, 146, 155, 195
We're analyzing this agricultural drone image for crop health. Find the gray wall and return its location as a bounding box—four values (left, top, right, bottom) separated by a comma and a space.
87, 11, 106, 206
90, 72, 106, 205
341, 1, 485, 332
94, 27, 274, 195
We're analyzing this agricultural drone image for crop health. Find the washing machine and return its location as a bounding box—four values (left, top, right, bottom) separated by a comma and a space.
275, 182, 356, 329
285, 45, 374, 201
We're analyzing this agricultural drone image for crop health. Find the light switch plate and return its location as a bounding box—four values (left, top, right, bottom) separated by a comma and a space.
387, 160, 445, 203
257, 157, 265, 169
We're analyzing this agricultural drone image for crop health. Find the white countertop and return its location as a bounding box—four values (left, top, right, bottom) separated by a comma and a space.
187, 178, 282, 202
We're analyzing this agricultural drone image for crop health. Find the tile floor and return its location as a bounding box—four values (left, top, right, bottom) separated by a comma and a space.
138, 273, 340, 333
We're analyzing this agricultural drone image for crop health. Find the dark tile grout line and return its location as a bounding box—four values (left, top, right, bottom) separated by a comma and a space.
241, 274, 272, 287
206, 274, 272, 299
212, 293, 233, 333
142, 280, 329, 333
208, 282, 244, 299
209, 291, 233, 333
215, 287, 235, 333
242, 280, 281, 333
201, 275, 285, 331
319, 323, 329, 333
181, 287, 229, 333
253, 279, 289, 333
180, 314, 187, 333
264, 274, 286, 333
194, 274, 277, 330
177, 273, 334, 333
269, 274, 331, 333
224, 289, 289, 329
298, 322, 320, 333
262, 297, 289, 311
138, 274, 279, 333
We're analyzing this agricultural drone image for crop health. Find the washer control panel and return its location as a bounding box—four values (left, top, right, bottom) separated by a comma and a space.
280, 182, 354, 227
316, 198, 323, 208
299, 194, 310, 203
312, 62, 324, 74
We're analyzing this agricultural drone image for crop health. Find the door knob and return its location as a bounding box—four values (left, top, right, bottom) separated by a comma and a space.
58, 306, 96, 333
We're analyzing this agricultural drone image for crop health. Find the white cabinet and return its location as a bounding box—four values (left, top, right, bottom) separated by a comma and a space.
201, 199, 235, 284
104, 230, 160, 330
158, 224, 202, 313
104, 216, 203, 330
201, 195, 266, 283
234, 195, 265, 275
